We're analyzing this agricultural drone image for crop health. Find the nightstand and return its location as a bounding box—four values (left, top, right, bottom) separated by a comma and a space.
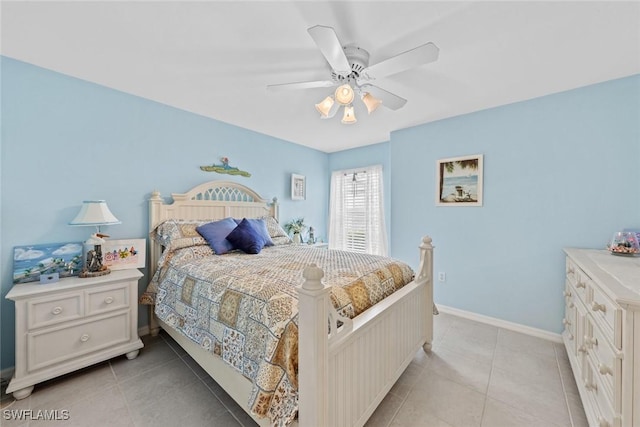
309, 242, 329, 249
5, 269, 144, 399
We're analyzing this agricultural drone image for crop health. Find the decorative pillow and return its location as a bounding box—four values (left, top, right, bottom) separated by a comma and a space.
226, 218, 267, 254
196, 218, 238, 255
234, 218, 274, 246
151, 219, 208, 250
262, 216, 292, 244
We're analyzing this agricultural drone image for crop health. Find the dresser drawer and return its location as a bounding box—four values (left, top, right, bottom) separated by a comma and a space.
28, 293, 83, 329
567, 259, 588, 303
590, 284, 622, 349
27, 311, 131, 371
585, 357, 616, 427
588, 320, 622, 409
86, 283, 129, 315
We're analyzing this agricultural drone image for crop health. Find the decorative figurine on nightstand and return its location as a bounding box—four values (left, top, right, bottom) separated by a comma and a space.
307, 226, 315, 244
69, 200, 121, 278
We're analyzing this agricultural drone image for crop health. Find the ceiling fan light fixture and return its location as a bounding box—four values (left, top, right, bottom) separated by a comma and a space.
361, 92, 382, 114
341, 105, 357, 124
315, 95, 335, 117
335, 84, 355, 105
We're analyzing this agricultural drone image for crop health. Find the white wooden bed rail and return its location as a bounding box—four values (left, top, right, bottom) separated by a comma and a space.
146, 181, 433, 427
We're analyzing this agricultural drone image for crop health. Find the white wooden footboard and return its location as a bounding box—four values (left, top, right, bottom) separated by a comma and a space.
298, 237, 434, 427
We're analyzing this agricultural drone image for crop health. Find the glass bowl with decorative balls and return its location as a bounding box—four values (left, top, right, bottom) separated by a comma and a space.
607, 231, 640, 256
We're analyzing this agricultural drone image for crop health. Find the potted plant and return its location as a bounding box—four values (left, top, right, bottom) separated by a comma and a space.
284, 217, 306, 244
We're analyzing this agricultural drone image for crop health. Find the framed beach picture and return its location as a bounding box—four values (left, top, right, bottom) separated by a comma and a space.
291, 174, 306, 201
102, 239, 146, 270
13, 242, 84, 284
436, 154, 484, 206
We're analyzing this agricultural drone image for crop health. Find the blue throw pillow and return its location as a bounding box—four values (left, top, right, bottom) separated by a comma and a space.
226, 218, 266, 254
196, 217, 238, 255
233, 218, 274, 246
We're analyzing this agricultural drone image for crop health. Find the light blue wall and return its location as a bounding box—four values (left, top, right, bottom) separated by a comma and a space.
390, 75, 640, 333
0, 57, 329, 370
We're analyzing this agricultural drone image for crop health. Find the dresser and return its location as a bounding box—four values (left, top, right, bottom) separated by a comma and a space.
563, 249, 640, 427
5, 269, 144, 399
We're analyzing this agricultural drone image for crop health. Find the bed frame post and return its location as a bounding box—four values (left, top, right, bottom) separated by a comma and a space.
148, 190, 163, 337
297, 264, 329, 427
416, 236, 434, 351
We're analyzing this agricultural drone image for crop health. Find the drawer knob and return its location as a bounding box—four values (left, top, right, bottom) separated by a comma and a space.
104, 297, 114, 304
563, 290, 572, 297
598, 363, 613, 376
51, 306, 63, 315
584, 380, 597, 391
576, 281, 586, 289
591, 301, 606, 313
584, 336, 598, 348
578, 345, 587, 353
598, 417, 610, 427
568, 302, 575, 308
562, 318, 571, 326
80, 334, 90, 343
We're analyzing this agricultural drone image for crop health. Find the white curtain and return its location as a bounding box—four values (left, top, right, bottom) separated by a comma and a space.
328, 164, 388, 256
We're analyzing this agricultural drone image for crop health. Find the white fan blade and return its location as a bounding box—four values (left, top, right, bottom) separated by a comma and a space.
359, 42, 439, 81
360, 85, 407, 110
267, 80, 335, 92
307, 25, 351, 77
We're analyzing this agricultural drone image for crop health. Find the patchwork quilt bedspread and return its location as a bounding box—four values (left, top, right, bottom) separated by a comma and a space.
143, 243, 414, 426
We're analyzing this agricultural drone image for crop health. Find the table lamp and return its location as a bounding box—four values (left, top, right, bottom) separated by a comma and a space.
69, 200, 121, 277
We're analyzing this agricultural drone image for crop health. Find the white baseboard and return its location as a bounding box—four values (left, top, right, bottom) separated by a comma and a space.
138, 325, 150, 337
437, 304, 563, 343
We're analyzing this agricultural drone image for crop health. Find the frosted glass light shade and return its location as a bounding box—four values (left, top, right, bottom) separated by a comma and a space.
361, 92, 382, 114
335, 84, 354, 105
69, 200, 121, 227
315, 96, 335, 117
341, 105, 357, 124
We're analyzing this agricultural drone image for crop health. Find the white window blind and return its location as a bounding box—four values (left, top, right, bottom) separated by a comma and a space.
328, 164, 388, 256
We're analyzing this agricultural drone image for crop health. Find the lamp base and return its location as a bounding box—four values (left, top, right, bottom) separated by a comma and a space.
79, 268, 111, 278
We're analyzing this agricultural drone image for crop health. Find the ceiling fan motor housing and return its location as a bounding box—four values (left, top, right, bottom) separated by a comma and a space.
331, 45, 370, 85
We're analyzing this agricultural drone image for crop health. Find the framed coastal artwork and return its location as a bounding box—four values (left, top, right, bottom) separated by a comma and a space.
436, 154, 483, 206
13, 242, 84, 284
102, 239, 146, 270
291, 174, 306, 201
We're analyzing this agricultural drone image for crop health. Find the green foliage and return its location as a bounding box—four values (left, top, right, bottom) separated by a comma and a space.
284, 217, 306, 235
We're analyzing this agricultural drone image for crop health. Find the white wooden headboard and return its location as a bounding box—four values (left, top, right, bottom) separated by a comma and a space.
148, 180, 278, 277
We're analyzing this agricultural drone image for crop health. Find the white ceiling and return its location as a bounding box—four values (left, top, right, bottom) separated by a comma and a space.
2, 1, 639, 153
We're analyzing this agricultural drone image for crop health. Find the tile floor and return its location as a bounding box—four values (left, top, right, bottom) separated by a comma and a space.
0, 312, 588, 427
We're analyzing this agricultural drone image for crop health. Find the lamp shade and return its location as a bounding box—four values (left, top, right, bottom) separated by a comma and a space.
69, 200, 121, 227
361, 92, 382, 114
335, 84, 355, 105
341, 105, 357, 124
315, 96, 335, 117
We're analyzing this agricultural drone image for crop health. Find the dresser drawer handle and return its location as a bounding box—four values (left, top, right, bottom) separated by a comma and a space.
597, 417, 610, 427
104, 297, 114, 304
568, 302, 575, 308
578, 345, 587, 353
584, 380, 597, 392
563, 290, 572, 298
576, 281, 586, 289
51, 306, 63, 315
562, 318, 571, 326
591, 301, 606, 313
79, 334, 90, 343
598, 363, 613, 376
584, 336, 598, 348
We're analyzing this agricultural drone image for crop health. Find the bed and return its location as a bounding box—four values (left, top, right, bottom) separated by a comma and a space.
141, 180, 434, 427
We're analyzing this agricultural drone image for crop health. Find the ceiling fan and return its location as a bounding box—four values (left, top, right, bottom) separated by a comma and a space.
267, 25, 439, 123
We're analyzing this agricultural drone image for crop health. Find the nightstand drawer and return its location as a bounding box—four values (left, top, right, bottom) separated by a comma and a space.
27, 311, 131, 371
28, 293, 83, 329
86, 283, 129, 315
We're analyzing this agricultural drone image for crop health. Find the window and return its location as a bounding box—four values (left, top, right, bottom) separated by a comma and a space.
328, 165, 387, 256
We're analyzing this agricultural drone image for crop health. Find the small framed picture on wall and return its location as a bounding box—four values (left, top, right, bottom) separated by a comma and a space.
291, 174, 306, 201
436, 154, 483, 206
